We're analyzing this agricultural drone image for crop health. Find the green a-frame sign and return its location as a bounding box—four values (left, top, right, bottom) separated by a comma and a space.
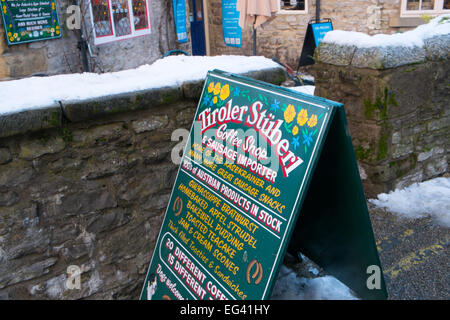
140, 70, 387, 300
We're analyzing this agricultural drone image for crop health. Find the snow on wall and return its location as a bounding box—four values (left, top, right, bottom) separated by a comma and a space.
323, 15, 450, 48
0, 55, 280, 116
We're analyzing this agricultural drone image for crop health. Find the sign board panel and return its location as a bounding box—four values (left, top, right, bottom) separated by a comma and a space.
141, 70, 387, 300
1, 0, 61, 45
172, 0, 188, 43
298, 19, 333, 68
311, 21, 333, 47
222, 0, 242, 47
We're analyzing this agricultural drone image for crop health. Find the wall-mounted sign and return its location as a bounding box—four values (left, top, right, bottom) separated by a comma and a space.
1, 0, 61, 45
172, 0, 188, 43
298, 19, 333, 68
222, 0, 242, 47
140, 70, 387, 300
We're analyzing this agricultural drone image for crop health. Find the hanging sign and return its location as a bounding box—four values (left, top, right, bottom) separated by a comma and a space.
140, 70, 387, 300
1, 0, 61, 45
298, 19, 333, 68
222, 0, 242, 47
172, 0, 188, 43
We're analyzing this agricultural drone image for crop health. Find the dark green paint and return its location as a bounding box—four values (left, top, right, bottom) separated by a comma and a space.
140, 70, 387, 300
1, 0, 61, 45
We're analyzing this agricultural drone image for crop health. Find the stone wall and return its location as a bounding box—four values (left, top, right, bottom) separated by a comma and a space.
312, 35, 449, 196
0, 68, 285, 299
0, 0, 190, 80
82, 0, 192, 73
207, 0, 425, 68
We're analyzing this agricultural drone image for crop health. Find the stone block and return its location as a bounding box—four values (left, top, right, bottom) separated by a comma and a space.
0, 191, 18, 207
3, 49, 48, 78
131, 115, 168, 134
0, 106, 61, 139
61, 190, 117, 215
352, 46, 426, 69
424, 34, 450, 61
19, 136, 65, 160
316, 43, 357, 66
0, 148, 12, 164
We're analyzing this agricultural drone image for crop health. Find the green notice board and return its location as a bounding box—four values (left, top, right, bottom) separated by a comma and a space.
140, 70, 387, 300
1, 0, 61, 45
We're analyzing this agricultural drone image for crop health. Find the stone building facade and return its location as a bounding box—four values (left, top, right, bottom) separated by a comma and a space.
1, 1, 447, 80
206, 0, 449, 68
0, 0, 191, 80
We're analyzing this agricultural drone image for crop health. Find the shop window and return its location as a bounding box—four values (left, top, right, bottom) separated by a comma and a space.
400, 0, 449, 17
90, 0, 151, 45
279, 0, 308, 13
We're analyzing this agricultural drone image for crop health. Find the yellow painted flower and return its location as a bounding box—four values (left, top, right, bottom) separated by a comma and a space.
213, 96, 218, 104
297, 108, 308, 126
292, 125, 299, 136
284, 104, 296, 123
213, 82, 221, 95
308, 114, 318, 127
219, 84, 230, 101
208, 82, 215, 93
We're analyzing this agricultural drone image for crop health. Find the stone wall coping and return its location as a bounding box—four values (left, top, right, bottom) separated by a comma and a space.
0, 67, 285, 139
315, 34, 450, 70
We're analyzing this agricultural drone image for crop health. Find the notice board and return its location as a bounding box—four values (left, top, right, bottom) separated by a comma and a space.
222, 0, 242, 47
141, 70, 387, 300
172, 0, 188, 43
1, 0, 61, 45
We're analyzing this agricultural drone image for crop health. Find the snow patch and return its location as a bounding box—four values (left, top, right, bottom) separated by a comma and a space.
0, 55, 280, 116
88, 269, 103, 295
369, 177, 450, 227
45, 274, 67, 299
323, 15, 450, 48
289, 85, 315, 96
271, 265, 358, 300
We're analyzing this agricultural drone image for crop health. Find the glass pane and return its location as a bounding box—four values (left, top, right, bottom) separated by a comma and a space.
281, 0, 305, 11
92, 0, 113, 37
421, 0, 434, 10
195, 0, 203, 21
188, 0, 194, 22
132, 0, 149, 30
445, 0, 450, 9
112, 0, 131, 36
406, 0, 420, 10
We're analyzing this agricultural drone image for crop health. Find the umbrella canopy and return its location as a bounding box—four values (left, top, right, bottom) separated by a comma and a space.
236, 0, 278, 55
237, 0, 278, 29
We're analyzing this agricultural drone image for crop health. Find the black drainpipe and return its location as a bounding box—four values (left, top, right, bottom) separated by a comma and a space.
316, 0, 321, 21
73, 0, 90, 72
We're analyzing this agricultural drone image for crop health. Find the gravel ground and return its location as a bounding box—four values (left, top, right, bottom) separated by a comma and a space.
270, 203, 449, 300
369, 204, 450, 300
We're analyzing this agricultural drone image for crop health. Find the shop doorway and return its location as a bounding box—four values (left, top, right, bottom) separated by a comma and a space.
189, 0, 206, 55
